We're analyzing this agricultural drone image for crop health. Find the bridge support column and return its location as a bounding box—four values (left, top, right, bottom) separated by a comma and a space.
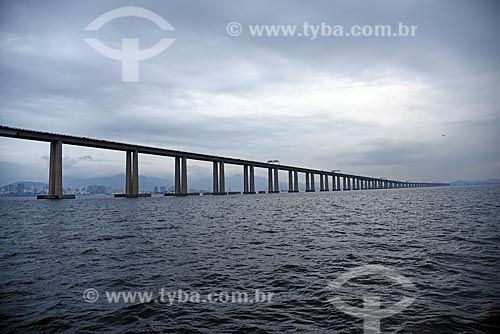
294, 171, 299, 192
288, 170, 293, 192
268, 168, 273, 193
325, 174, 329, 191
180, 156, 187, 194
213, 161, 219, 193
132, 150, 139, 195
40, 140, 65, 199
125, 150, 132, 195
243, 165, 249, 193
320, 174, 325, 191
249, 165, 255, 193
173, 156, 188, 196
116, 150, 148, 198
174, 157, 181, 195
305, 172, 310, 191
273, 168, 279, 193
219, 161, 225, 194
310, 173, 315, 192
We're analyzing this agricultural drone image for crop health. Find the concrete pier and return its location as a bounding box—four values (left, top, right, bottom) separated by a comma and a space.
132, 151, 139, 194
114, 149, 149, 198
213, 161, 219, 193
172, 156, 188, 196
288, 170, 293, 192
305, 172, 311, 191
320, 174, 325, 191
219, 161, 225, 194
273, 168, 279, 193
243, 165, 249, 193
181, 156, 187, 194
174, 157, 181, 195
249, 165, 256, 193
293, 171, 299, 192
310, 173, 315, 192
125, 150, 132, 195
268, 168, 273, 193
38, 140, 75, 199
242, 165, 256, 194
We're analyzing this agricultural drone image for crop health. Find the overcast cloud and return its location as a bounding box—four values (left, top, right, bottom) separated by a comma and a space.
0, 0, 499, 185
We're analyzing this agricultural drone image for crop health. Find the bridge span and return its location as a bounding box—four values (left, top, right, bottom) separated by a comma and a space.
0, 125, 449, 199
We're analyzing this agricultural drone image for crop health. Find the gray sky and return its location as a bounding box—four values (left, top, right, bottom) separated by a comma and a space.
1, 0, 499, 185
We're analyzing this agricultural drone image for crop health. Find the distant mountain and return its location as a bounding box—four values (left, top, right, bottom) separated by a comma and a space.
450, 179, 500, 186
1, 181, 47, 190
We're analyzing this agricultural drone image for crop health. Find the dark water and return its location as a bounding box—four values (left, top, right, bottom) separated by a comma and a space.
1, 186, 499, 333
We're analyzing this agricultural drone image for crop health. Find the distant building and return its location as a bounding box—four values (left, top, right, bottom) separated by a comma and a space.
86, 185, 107, 194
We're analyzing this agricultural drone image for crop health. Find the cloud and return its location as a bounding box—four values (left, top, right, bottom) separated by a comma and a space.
0, 0, 499, 184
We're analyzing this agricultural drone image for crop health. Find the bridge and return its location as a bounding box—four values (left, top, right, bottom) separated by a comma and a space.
0, 125, 449, 199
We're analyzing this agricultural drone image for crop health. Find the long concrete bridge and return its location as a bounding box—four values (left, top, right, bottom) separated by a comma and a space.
0, 125, 448, 199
